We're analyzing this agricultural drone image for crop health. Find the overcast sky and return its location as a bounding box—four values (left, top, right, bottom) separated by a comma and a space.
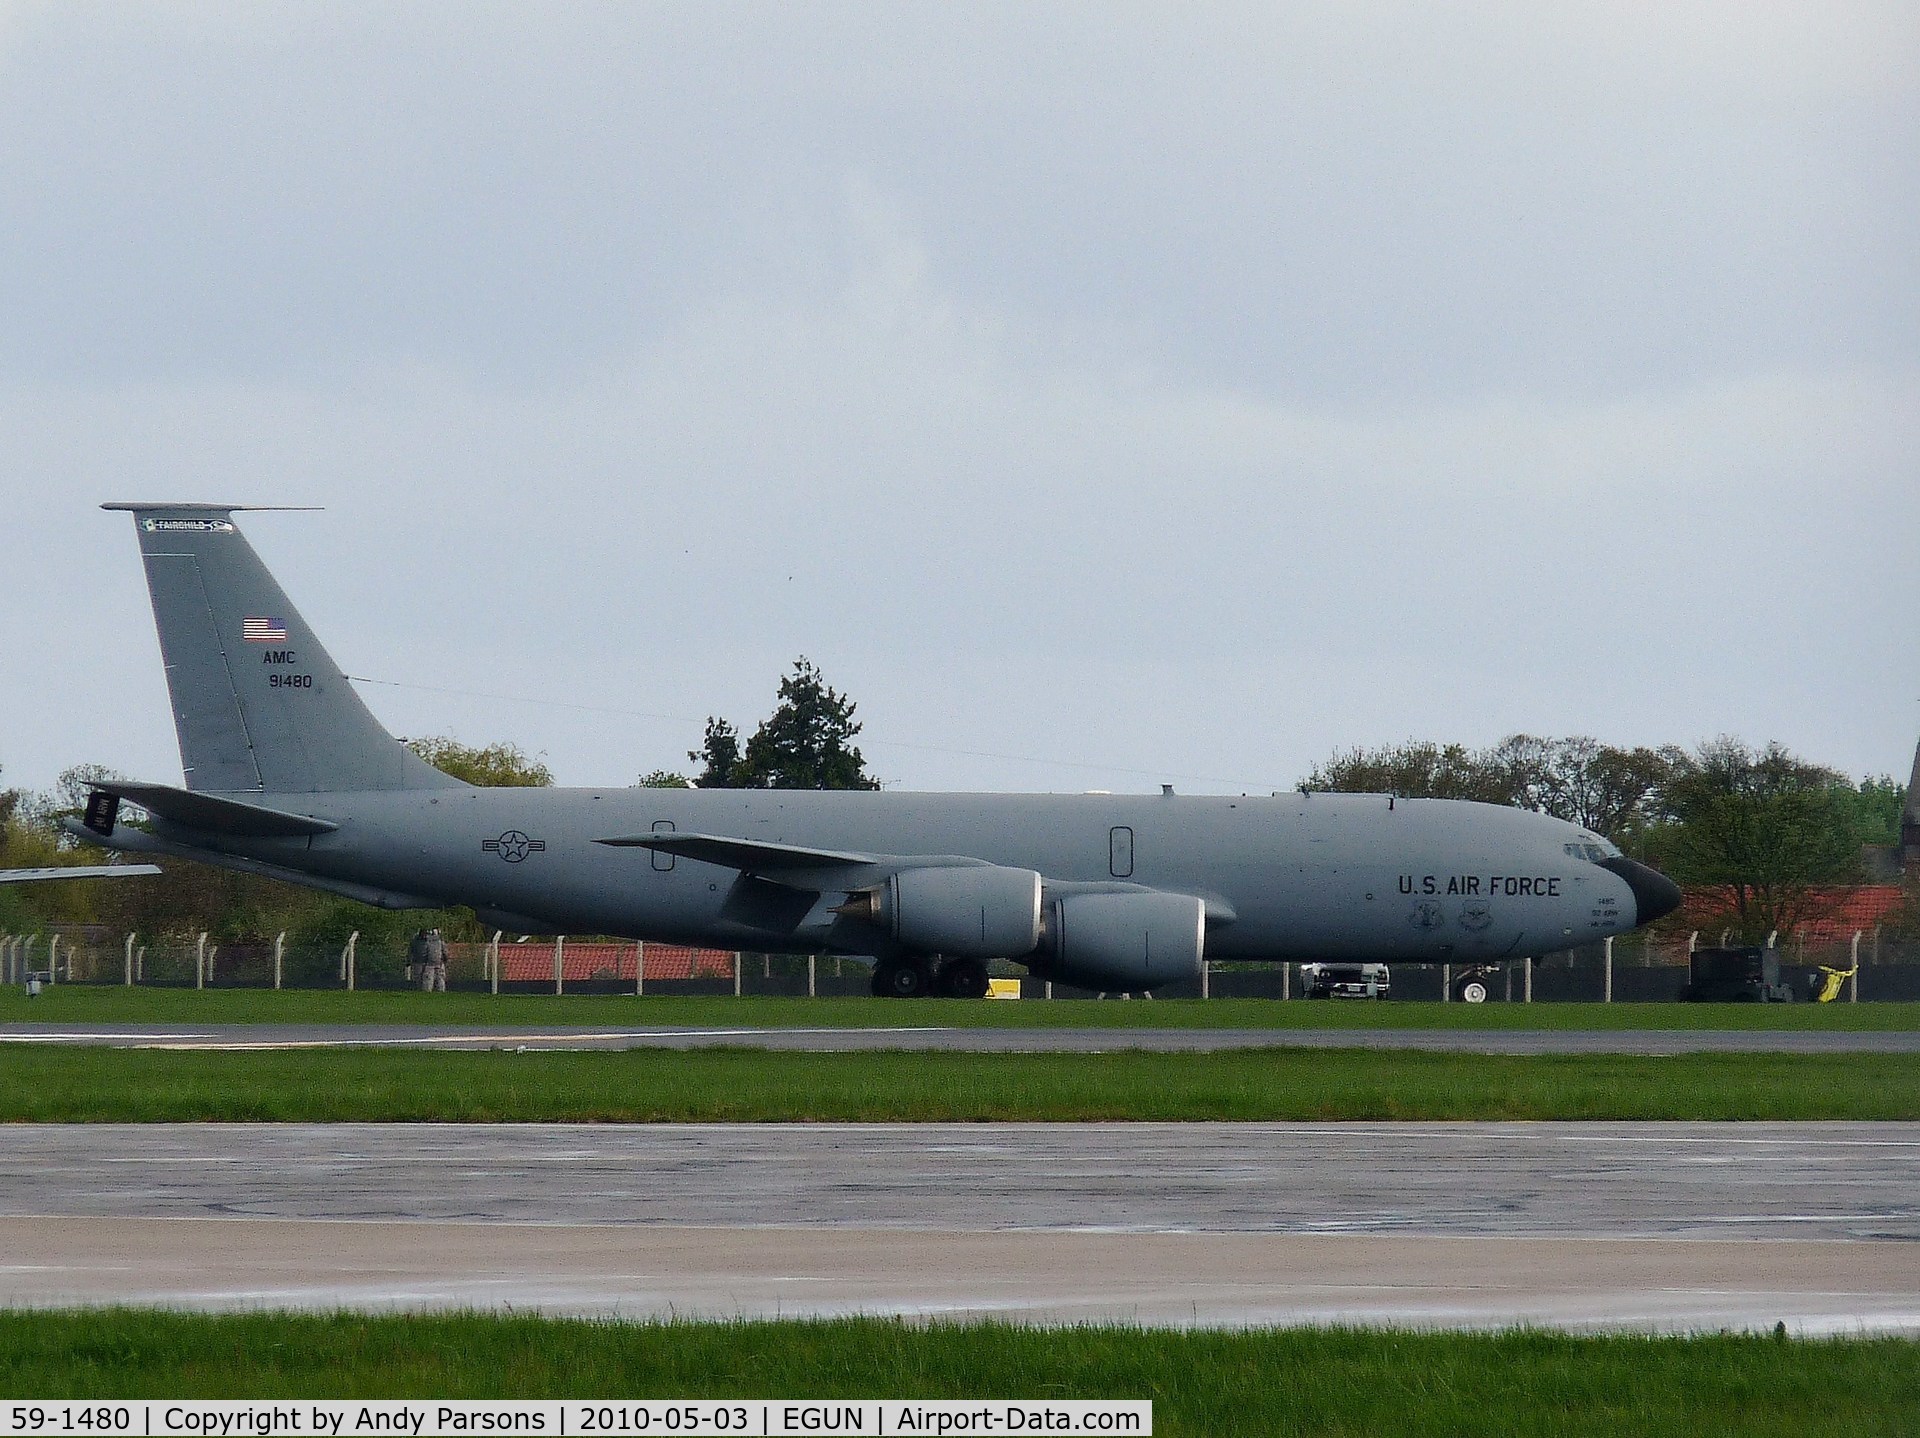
3, 2, 1916, 798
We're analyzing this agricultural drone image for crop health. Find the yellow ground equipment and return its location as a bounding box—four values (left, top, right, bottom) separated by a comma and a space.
1810, 961, 1857, 1003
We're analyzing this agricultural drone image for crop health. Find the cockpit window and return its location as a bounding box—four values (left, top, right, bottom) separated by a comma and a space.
1564, 841, 1617, 863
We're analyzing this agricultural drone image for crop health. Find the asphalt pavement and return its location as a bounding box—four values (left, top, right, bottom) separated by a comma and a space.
4, 1122, 1917, 1332
3, 1021, 1916, 1052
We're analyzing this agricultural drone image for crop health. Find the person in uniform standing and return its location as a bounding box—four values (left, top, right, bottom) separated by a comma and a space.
408, 928, 449, 992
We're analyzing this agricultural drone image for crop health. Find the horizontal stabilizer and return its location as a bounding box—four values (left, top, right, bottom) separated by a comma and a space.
0, 864, 162, 885
65, 819, 440, 909
596, 831, 876, 872
92, 781, 338, 838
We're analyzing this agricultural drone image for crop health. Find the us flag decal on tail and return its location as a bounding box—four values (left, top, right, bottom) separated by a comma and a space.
242, 616, 289, 643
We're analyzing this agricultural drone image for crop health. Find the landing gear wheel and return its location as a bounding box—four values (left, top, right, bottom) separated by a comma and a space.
937, 957, 991, 1000
1457, 979, 1489, 1004
872, 958, 931, 999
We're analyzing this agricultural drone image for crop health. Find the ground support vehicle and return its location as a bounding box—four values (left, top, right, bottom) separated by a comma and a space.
1301, 962, 1390, 999
1678, 946, 1794, 1003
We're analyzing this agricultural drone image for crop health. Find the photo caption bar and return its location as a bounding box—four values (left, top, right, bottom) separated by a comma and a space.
3, 1402, 1151, 1436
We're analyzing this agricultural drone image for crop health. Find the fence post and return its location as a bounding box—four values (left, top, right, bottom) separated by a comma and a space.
273, 932, 285, 991
733, 951, 742, 998
194, 932, 206, 991
1441, 962, 1450, 1003
1851, 930, 1861, 1003
1044, 980, 1052, 1000
1688, 930, 1698, 954
137, 944, 145, 982
1872, 925, 1881, 966
1603, 936, 1613, 1004
553, 935, 565, 997
489, 931, 502, 996
21, 935, 37, 984
1523, 955, 1533, 1003
808, 952, 816, 999
47, 934, 60, 986
1281, 961, 1290, 1001
634, 940, 643, 997
124, 933, 136, 987
345, 931, 358, 992
1200, 957, 1209, 1000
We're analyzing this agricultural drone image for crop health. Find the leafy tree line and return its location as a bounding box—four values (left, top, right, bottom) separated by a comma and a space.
1302, 734, 1910, 941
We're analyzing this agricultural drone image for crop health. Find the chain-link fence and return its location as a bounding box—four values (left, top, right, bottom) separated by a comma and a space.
4, 927, 1918, 1000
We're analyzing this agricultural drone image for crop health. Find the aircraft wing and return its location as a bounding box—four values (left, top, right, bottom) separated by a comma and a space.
595, 832, 878, 873
0, 864, 163, 884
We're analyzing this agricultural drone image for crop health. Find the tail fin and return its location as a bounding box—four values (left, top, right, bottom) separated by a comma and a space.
106, 503, 463, 795
1902, 738, 1920, 863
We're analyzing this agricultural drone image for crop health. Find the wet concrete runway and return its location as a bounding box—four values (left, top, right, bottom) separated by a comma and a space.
4, 1022, 1916, 1053
4, 1123, 1917, 1332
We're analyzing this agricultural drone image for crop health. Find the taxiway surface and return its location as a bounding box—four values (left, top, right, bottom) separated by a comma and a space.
2, 1022, 1914, 1053
4, 1123, 1917, 1332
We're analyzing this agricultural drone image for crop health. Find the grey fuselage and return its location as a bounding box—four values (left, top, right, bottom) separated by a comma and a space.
81, 501, 1674, 970
133, 784, 1645, 961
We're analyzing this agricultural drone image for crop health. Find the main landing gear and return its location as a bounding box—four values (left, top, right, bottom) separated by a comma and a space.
870, 956, 991, 999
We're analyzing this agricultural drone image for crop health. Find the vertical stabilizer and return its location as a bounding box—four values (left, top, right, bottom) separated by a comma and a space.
1903, 738, 1920, 865
106, 504, 464, 795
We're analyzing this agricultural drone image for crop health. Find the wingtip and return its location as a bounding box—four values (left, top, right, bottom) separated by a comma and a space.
100, 502, 325, 513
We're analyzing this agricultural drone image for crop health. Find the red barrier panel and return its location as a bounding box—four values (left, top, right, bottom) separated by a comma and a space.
454, 942, 735, 982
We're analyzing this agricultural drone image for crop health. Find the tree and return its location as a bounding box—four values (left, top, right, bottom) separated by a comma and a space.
1644, 738, 1865, 941
1302, 735, 1676, 842
688, 717, 746, 789
406, 737, 554, 787
1487, 734, 1677, 838
737, 657, 880, 790
690, 658, 880, 791
1301, 741, 1521, 805
1833, 774, 1906, 848
636, 770, 692, 789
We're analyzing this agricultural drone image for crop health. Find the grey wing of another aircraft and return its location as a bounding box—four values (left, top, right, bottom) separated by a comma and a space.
66, 502, 1685, 998
0, 864, 162, 884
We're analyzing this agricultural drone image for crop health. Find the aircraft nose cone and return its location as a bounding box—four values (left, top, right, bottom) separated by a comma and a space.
1600, 856, 1683, 926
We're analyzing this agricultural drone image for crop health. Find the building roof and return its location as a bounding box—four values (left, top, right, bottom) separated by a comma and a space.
1683, 885, 1908, 944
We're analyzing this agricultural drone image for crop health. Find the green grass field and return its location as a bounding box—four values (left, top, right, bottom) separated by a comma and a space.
3, 1044, 1915, 1121
5, 986, 1918, 1029
2, 1311, 1915, 1436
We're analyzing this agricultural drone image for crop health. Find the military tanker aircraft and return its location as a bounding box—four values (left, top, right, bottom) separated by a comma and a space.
68, 503, 1682, 997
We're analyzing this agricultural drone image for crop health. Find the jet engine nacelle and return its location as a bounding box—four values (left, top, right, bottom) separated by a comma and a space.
1040, 890, 1206, 991
860, 864, 1045, 958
